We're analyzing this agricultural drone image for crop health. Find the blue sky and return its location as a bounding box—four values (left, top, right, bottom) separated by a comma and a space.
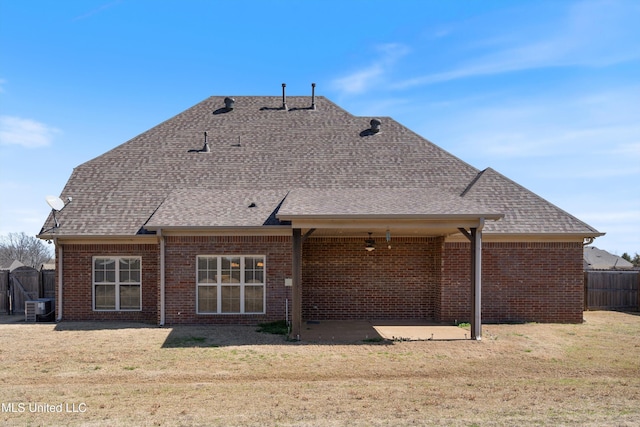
1, 0, 638, 255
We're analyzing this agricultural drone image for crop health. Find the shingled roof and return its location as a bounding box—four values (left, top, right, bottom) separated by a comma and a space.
39, 95, 601, 238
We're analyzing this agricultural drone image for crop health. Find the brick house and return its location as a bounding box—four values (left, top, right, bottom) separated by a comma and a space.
38, 89, 603, 339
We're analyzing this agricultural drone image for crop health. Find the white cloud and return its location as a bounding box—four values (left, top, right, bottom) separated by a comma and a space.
435, 85, 640, 164
332, 66, 384, 95
0, 116, 60, 148
331, 43, 410, 95
611, 142, 640, 156
72, 0, 122, 22
393, 0, 640, 89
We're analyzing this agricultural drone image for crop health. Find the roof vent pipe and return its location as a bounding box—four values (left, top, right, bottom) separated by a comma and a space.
281, 83, 288, 111
202, 131, 210, 152
311, 83, 317, 110
370, 118, 382, 133
224, 97, 235, 110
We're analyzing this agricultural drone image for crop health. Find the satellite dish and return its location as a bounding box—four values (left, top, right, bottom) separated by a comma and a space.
46, 195, 65, 211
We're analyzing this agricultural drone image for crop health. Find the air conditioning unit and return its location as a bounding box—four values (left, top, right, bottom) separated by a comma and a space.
25, 299, 55, 322
25, 301, 38, 322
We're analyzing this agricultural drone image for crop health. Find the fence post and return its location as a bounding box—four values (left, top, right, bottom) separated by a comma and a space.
0, 270, 8, 314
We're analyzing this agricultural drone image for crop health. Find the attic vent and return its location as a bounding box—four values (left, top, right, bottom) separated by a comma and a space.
248, 202, 257, 208
370, 118, 381, 133
224, 97, 235, 110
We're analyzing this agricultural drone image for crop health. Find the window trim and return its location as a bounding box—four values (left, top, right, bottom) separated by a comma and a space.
92, 256, 142, 312
196, 255, 266, 315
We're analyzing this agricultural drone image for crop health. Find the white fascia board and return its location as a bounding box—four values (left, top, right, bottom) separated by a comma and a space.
151, 226, 292, 236
446, 232, 605, 243
286, 216, 498, 231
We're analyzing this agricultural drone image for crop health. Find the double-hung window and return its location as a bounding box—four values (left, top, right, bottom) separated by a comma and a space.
197, 255, 265, 314
93, 257, 142, 311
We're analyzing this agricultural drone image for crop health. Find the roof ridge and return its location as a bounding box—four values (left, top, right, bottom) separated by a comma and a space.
473, 167, 602, 235
460, 168, 489, 197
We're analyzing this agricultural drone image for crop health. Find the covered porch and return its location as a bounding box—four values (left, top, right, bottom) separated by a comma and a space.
276, 188, 503, 341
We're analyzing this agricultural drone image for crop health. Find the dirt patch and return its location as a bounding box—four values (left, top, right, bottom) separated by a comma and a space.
1, 311, 639, 426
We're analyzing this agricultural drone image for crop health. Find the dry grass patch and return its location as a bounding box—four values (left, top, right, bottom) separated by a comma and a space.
0, 311, 639, 426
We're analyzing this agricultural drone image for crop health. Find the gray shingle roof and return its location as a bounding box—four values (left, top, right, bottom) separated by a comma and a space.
461, 168, 601, 234
278, 188, 501, 218
146, 189, 287, 228
584, 246, 634, 270
39, 95, 601, 238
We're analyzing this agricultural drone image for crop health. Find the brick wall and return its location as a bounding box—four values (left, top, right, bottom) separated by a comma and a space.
441, 241, 584, 324
60, 243, 159, 323
301, 237, 443, 320
58, 237, 585, 325
163, 235, 292, 325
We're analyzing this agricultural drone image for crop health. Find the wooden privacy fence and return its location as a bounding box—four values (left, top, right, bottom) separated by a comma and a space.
41, 269, 55, 299
1, 267, 56, 315
585, 270, 640, 311
0, 270, 8, 314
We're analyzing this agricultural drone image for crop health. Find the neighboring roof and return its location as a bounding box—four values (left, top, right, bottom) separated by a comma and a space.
40, 259, 56, 270
584, 246, 634, 270
0, 260, 25, 271
39, 94, 601, 239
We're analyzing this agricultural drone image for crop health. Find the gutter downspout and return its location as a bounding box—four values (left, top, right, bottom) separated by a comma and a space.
56, 239, 63, 322
159, 229, 165, 326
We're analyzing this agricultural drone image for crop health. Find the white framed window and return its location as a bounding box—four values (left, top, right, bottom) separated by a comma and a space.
196, 255, 265, 314
93, 257, 142, 311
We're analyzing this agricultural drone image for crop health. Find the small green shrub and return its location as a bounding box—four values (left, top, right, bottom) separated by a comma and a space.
257, 320, 289, 335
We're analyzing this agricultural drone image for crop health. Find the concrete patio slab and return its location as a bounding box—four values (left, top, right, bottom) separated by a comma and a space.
300, 320, 470, 343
